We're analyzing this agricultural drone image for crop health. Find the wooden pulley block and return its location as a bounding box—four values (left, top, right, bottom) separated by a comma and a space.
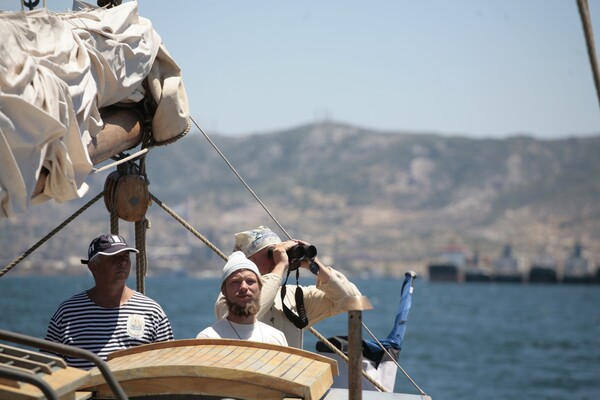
103, 170, 121, 214
113, 174, 151, 222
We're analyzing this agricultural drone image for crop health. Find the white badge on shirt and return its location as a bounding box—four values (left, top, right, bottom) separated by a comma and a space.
127, 314, 146, 339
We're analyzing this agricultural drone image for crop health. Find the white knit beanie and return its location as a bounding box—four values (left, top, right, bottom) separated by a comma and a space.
221, 251, 261, 285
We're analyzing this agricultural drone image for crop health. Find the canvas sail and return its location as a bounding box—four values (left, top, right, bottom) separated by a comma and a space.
0, 0, 189, 218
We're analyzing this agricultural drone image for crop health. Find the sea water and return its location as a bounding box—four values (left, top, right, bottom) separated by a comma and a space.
1, 275, 599, 400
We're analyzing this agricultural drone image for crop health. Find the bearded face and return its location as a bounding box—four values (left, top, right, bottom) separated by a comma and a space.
226, 295, 260, 317
222, 269, 262, 317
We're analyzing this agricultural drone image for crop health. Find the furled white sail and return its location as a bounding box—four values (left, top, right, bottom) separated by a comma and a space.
0, 1, 189, 217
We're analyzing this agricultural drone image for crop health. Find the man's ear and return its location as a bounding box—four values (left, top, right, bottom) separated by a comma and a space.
87, 257, 100, 274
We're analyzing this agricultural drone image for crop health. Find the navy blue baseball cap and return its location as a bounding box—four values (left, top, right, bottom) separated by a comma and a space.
81, 234, 138, 264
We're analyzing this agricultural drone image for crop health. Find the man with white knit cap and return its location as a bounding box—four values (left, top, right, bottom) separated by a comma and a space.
214, 226, 361, 349
197, 251, 287, 345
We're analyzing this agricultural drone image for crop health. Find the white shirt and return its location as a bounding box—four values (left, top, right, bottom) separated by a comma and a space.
196, 318, 288, 346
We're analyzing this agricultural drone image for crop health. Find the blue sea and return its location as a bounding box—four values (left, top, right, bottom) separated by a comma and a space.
1, 275, 599, 400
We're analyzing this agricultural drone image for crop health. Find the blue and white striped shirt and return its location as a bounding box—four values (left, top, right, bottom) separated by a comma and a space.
45, 290, 174, 369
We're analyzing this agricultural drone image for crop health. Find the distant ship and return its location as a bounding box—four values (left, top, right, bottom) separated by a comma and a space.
464, 250, 492, 282
427, 246, 467, 282
562, 242, 594, 284
528, 247, 558, 283
491, 244, 524, 283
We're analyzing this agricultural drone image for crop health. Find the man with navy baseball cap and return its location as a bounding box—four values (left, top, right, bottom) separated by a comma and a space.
44, 234, 174, 369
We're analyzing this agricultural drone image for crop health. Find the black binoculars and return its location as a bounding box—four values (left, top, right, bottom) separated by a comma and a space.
268, 244, 317, 271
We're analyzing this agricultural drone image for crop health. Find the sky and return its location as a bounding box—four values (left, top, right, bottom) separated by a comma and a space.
2, 0, 600, 139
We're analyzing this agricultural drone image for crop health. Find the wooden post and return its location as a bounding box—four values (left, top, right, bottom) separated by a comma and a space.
343, 296, 373, 400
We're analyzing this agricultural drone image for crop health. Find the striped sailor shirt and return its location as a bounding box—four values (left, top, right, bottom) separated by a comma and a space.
44, 290, 174, 369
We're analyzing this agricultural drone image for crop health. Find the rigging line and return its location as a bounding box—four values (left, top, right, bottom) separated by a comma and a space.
308, 326, 388, 392
150, 192, 228, 261
190, 116, 294, 241
577, 0, 600, 110
0, 191, 104, 278
361, 323, 427, 395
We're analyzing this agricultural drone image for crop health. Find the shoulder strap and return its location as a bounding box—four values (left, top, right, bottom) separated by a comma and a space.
280, 269, 308, 329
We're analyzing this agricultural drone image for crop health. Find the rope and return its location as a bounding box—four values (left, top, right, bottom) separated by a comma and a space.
110, 212, 119, 235
190, 116, 294, 241
361, 324, 426, 395
0, 191, 104, 278
308, 326, 388, 392
152, 118, 192, 147
577, 0, 600, 110
135, 219, 148, 293
149, 192, 228, 261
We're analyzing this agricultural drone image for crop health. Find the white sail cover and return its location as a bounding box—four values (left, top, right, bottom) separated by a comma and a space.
0, 1, 189, 218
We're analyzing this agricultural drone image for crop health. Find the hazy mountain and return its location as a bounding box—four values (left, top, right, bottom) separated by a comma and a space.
2, 122, 599, 277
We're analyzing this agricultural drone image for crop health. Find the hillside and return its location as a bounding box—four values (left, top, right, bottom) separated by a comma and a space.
2, 122, 599, 277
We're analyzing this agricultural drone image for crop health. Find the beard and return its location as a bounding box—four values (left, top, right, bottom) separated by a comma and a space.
226, 296, 261, 317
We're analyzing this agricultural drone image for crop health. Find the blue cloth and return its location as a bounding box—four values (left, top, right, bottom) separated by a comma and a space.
363, 272, 415, 353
